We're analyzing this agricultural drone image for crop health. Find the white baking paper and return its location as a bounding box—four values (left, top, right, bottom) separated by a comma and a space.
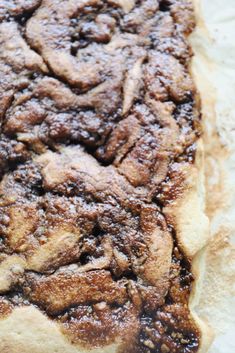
191, 1, 235, 352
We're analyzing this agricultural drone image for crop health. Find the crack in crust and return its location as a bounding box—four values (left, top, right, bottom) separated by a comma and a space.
0, 0, 201, 352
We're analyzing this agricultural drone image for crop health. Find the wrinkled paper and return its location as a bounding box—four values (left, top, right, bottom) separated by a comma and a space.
191, 1, 235, 352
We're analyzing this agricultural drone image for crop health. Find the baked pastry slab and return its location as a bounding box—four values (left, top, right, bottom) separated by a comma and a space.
0, 1, 212, 352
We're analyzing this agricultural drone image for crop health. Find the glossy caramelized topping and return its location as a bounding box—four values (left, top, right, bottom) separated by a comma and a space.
0, 0, 200, 352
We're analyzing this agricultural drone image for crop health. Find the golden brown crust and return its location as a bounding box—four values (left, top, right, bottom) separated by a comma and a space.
0, 306, 119, 353
163, 139, 213, 353
164, 140, 209, 259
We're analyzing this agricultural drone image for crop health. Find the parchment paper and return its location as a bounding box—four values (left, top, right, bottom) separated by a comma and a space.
191, 1, 235, 352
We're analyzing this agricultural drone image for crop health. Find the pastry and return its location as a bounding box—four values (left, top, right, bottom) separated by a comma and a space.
0, 1, 215, 352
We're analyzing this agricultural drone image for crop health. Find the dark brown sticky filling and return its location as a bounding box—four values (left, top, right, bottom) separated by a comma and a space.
0, 1, 200, 352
